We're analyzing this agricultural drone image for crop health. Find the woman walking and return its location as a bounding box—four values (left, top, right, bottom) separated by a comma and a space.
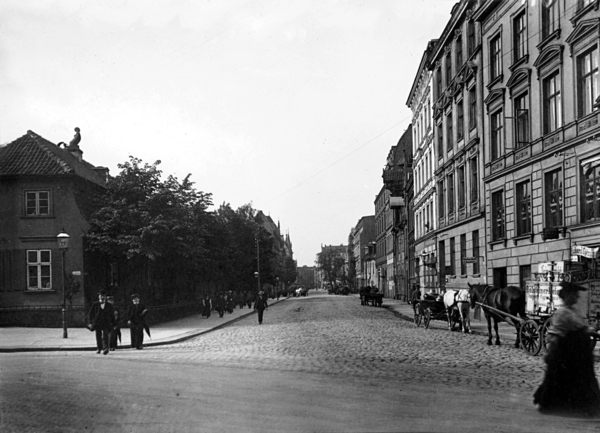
534, 281, 600, 416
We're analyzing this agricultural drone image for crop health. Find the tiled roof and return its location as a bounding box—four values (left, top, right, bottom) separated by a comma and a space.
0, 130, 105, 186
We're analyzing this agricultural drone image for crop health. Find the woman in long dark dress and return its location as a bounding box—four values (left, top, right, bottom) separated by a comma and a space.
201, 294, 212, 318
534, 281, 600, 416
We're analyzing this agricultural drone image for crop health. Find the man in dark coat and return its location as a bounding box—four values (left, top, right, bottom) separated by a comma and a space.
87, 290, 116, 355
201, 293, 212, 318
127, 294, 148, 350
253, 291, 269, 325
107, 295, 121, 351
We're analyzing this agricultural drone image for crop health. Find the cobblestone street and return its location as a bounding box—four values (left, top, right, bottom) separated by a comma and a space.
2, 293, 600, 432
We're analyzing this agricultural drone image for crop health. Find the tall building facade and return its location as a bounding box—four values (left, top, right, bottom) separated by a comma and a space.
431, 0, 487, 294
350, 215, 376, 289
475, 0, 600, 301
407, 40, 439, 296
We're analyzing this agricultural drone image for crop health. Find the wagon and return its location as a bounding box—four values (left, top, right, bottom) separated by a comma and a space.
413, 294, 461, 330
516, 275, 600, 356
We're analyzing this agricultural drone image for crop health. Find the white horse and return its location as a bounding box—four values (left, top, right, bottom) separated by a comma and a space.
443, 289, 471, 333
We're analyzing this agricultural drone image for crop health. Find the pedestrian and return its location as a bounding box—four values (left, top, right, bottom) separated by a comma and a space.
246, 291, 254, 309
87, 289, 115, 355
126, 294, 148, 350
106, 295, 121, 351
253, 291, 268, 325
534, 281, 600, 416
214, 293, 225, 318
226, 291, 234, 314
201, 293, 212, 319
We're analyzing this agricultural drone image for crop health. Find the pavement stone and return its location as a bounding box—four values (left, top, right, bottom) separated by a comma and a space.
0, 292, 559, 353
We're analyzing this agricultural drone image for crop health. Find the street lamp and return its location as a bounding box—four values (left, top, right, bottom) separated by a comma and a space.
57, 230, 70, 339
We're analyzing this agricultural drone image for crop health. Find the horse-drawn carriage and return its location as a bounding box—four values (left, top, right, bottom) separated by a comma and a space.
360, 287, 384, 307
468, 278, 600, 356
412, 290, 470, 332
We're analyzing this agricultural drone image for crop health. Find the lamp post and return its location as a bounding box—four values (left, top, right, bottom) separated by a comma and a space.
57, 230, 70, 338
255, 238, 261, 293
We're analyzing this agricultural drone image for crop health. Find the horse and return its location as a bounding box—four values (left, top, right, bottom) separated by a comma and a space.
467, 283, 527, 347
442, 289, 471, 333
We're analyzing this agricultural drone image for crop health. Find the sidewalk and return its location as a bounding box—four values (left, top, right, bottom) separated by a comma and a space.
0, 298, 287, 353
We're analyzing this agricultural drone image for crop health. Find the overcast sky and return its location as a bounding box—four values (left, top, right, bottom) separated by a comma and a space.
0, 0, 454, 266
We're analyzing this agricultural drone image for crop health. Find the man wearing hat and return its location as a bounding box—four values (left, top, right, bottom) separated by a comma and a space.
127, 294, 148, 350
87, 289, 116, 355
253, 291, 268, 325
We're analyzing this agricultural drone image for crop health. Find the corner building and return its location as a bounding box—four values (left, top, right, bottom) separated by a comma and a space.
475, 0, 600, 297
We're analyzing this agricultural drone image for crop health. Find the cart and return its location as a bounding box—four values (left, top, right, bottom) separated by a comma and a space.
413, 294, 461, 330
516, 275, 600, 356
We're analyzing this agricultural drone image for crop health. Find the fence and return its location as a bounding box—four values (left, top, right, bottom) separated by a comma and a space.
0, 302, 202, 328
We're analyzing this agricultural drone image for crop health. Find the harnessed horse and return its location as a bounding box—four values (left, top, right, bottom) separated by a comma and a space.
467, 283, 527, 347
443, 289, 471, 333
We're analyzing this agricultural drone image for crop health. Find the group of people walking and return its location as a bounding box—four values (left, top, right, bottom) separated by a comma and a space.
87, 288, 273, 354
202, 290, 269, 324
87, 290, 149, 355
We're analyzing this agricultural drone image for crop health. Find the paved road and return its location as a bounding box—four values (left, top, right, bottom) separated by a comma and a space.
2, 293, 599, 432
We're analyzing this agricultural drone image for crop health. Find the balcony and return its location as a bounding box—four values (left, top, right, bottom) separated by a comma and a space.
382, 167, 405, 197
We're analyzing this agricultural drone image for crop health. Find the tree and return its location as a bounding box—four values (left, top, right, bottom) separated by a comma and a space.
316, 248, 347, 288
347, 232, 356, 290
85, 156, 213, 302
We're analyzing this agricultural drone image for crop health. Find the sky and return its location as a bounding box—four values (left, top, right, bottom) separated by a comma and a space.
0, 0, 454, 267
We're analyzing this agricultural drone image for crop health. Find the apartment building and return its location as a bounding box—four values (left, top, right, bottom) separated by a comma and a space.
475, 0, 600, 300
431, 0, 488, 294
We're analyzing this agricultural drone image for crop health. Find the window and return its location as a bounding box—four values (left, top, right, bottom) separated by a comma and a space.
543, 71, 562, 134
450, 237, 456, 275
448, 173, 455, 214
470, 156, 478, 204
490, 34, 502, 81
460, 234, 467, 275
545, 169, 563, 228
437, 123, 444, 156
514, 93, 529, 148
493, 267, 507, 289
439, 240, 446, 281
457, 100, 464, 140
542, 0, 559, 40
438, 180, 445, 216
437, 69, 443, 99
447, 112, 453, 153
467, 20, 476, 56
519, 265, 531, 291
492, 190, 505, 241
27, 250, 52, 290
513, 11, 527, 62
458, 165, 466, 209
472, 230, 480, 274
25, 191, 49, 216
577, 46, 599, 118
469, 86, 477, 130
456, 35, 463, 69
491, 110, 503, 161
516, 180, 532, 235
582, 160, 600, 222
446, 52, 452, 86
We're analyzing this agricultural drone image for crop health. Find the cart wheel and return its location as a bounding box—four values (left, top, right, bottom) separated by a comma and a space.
414, 303, 422, 327
424, 308, 432, 329
520, 320, 542, 356
540, 317, 552, 354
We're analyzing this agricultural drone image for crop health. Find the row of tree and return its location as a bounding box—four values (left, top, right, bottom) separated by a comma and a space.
84, 157, 297, 304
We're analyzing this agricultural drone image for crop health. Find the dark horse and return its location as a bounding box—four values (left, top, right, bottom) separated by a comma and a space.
467, 283, 527, 347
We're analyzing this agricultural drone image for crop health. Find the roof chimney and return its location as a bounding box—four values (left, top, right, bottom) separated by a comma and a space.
92, 166, 110, 184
